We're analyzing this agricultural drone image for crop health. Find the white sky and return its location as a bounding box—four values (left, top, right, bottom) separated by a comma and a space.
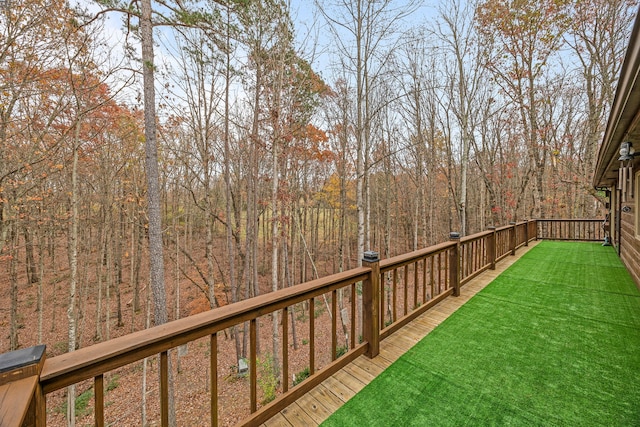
69, 0, 443, 112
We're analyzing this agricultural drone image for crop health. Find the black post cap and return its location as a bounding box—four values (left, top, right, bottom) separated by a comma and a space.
0, 344, 46, 374
363, 251, 379, 262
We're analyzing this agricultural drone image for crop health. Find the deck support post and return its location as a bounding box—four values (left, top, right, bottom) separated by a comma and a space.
0, 345, 46, 427
449, 232, 461, 297
509, 222, 517, 256
362, 251, 380, 359
487, 226, 497, 270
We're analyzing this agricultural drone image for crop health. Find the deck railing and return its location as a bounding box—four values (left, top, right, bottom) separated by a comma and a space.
536, 218, 605, 241
39, 268, 374, 427
1, 218, 603, 426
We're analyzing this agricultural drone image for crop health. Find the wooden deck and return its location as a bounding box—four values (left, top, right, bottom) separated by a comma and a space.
262, 241, 540, 427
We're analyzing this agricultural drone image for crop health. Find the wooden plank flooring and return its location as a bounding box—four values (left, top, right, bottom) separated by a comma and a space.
262, 242, 539, 427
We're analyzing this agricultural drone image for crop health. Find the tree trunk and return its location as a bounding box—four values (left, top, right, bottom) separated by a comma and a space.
9, 219, 18, 351
37, 221, 45, 343
66, 123, 80, 427
141, 0, 167, 328
23, 226, 38, 284
140, 0, 174, 424
95, 222, 105, 341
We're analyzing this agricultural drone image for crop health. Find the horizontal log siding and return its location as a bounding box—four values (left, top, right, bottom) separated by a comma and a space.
620, 209, 640, 288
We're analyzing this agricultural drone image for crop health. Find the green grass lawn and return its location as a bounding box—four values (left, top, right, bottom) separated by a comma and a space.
322, 241, 640, 426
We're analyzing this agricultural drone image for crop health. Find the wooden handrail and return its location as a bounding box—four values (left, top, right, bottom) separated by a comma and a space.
41, 267, 370, 393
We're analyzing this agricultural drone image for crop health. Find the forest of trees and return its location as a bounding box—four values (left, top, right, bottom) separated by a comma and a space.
0, 0, 638, 423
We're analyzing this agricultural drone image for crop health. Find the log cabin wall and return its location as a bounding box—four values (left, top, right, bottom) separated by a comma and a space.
619, 168, 640, 288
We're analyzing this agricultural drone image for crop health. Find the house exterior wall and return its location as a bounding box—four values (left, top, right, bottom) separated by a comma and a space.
619, 168, 640, 288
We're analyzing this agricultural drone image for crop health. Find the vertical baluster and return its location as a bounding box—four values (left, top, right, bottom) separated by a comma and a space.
309, 298, 315, 374
467, 242, 471, 278
467, 243, 471, 278
430, 256, 435, 299
468, 242, 472, 277
95, 374, 104, 427
483, 238, 487, 268
578, 220, 581, 240
331, 290, 337, 360
160, 351, 169, 426
462, 244, 466, 280
392, 269, 397, 322
282, 308, 289, 393
250, 319, 257, 413
444, 250, 449, 291
559, 220, 562, 239
210, 333, 218, 427
403, 265, 408, 315
488, 227, 496, 270
350, 284, 356, 349
460, 245, 464, 282
465, 242, 469, 278
413, 261, 419, 310
380, 272, 385, 330
438, 252, 442, 293
422, 258, 427, 302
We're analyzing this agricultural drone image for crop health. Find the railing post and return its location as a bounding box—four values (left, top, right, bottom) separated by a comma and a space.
487, 226, 497, 270
449, 232, 461, 297
0, 345, 46, 427
523, 220, 529, 246
509, 222, 517, 255
362, 251, 380, 359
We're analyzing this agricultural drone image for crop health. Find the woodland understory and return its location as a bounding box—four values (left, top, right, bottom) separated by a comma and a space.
1, 0, 637, 425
